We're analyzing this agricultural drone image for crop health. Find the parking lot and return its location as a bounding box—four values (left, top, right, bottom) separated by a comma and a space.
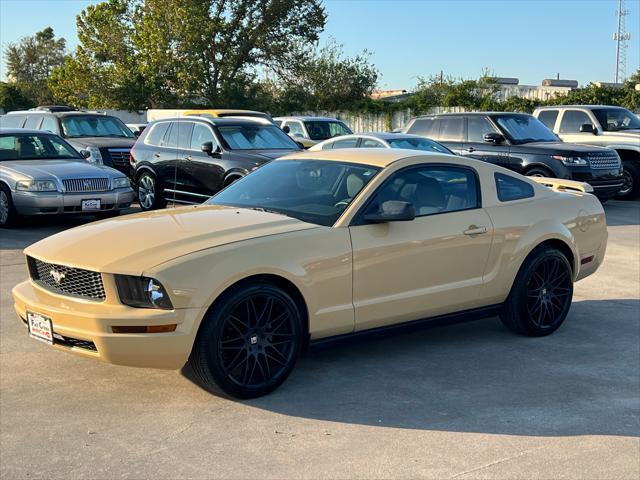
0, 200, 638, 479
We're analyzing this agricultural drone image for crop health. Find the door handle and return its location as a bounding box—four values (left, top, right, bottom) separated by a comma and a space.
463, 225, 488, 236
154, 153, 161, 158
466, 147, 476, 153
184, 155, 192, 161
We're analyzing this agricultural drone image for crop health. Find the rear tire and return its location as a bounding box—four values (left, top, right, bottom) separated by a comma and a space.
189, 282, 304, 398
0, 185, 19, 228
137, 171, 166, 211
500, 246, 573, 337
615, 161, 639, 200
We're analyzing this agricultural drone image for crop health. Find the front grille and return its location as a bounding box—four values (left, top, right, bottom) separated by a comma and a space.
108, 148, 131, 167
587, 152, 621, 170
63, 178, 110, 192
52, 332, 98, 352
27, 257, 106, 301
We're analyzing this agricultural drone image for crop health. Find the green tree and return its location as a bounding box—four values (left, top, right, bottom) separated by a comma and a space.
0, 82, 35, 112
271, 40, 379, 112
4, 27, 66, 105
50, 0, 326, 109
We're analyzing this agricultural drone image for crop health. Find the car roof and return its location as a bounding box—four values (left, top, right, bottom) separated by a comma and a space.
415, 112, 531, 118
535, 105, 626, 109
0, 128, 55, 135
184, 109, 269, 116
274, 116, 343, 122
343, 132, 434, 141
278, 147, 433, 168
6, 110, 112, 117
150, 116, 273, 126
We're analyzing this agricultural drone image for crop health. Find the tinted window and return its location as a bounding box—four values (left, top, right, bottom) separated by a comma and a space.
439, 117, 464, 141
537, 110, 559, 130
331, 138, 359, 149
0, 115, 26, 128
386, 137, 453, 154
495, 173, 534, 201
591, 107, 640, 132
364, 165, 479, 218
467, 116, 497, 142
360, 138, 385, 148
208, 160, 380, 226
559, 110, 592, 133
165, 122, 193, 149
40, 116, 58, 133
190, 123, 215, 150
145, 122, 170, 146
24, 115, 42, 129
0, 133, 81, 161
304, 121, 352, 140
407, 118, 437, 137
493, 114, 557, 143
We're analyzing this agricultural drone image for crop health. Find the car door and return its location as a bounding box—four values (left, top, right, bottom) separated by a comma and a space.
557, 109, 597, 143
349, 164, 493, 331
155, 121, 191, 203
434, 117, 465, 154
179, 122, 226, 200
462, 115, 511, 168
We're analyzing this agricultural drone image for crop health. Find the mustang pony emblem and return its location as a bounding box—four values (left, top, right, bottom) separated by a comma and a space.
49, 269, 66, 284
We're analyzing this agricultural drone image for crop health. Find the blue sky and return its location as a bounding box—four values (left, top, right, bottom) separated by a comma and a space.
1, 0, 639, 89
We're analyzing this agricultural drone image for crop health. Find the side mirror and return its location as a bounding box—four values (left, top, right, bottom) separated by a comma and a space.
579, 123, 597, 134
80, 149, 91, 159
295, 141, 305, 149
201, 142, 221, 156
484, 132, 505, 144
363, 201, 416, 223
282, 125, 290, 134
133, 130, 141, 138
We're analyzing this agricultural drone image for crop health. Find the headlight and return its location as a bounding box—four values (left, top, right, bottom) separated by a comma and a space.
552, 155, 588, 166
85, 147, 103, 165
114, 275, 173, 310
16, 180, 58, 192
112, 177, 130, 189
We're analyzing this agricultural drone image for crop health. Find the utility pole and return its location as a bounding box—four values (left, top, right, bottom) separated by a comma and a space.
613, 0, 631, 83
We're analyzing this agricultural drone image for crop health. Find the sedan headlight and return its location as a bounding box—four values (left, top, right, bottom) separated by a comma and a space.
552, 155, 588, 166
112, 177, 130, 189
84, 147, 103, 165
16, 180, 58, 192
115, 275, 173, 310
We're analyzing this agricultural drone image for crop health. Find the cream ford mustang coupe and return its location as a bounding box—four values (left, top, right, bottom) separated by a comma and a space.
13, 149, 607, 398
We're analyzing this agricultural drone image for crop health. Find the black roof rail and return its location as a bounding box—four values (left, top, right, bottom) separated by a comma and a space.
32, 105, 77, 113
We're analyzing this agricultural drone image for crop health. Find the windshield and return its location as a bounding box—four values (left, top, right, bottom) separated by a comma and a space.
386, 137, 453, 154
0, 134, 81, 161
304, 121, 352, 140
493, 115, 558, 144
592, 108, 640, 132
207, 160, 380, 226
61, 115, 135, 138
217, 124, 299, 150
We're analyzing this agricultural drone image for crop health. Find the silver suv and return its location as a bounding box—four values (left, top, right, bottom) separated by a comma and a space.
533, 105, 640, 199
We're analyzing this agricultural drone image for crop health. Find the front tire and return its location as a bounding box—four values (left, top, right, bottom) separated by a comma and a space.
525, 167, 554, 178
189, 282, 304, 398
500, 246, 573, 337
0, 185, 19, 228
615, 161, 639, 200
137, 171, 166, 211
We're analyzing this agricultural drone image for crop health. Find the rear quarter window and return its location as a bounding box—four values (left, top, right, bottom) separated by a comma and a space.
495, 173, 535, 202
537, 110, 559, 130
144, 122, 170, 146
0, 115, 26, 128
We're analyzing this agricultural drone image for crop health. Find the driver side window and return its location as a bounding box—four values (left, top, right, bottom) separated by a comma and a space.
363, 165, 480, 218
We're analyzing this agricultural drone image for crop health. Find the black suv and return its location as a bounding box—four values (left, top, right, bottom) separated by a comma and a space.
0, 107, 136, 177
130, 116, 302, 210
405, 112, 624, 201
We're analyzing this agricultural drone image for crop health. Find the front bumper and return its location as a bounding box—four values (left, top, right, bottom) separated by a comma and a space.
565, 168, 624, 200
12, 280, 202, 369
12, 188, 135, 215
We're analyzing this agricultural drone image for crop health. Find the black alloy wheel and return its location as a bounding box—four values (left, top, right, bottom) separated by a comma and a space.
500, 246, 574, 336
189, 282, 303, 398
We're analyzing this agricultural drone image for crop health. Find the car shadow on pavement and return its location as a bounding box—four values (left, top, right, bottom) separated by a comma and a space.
185, 298, 640, 437
604, 200, 640, 227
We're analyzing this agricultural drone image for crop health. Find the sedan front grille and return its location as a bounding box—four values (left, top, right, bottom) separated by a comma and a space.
107, 148, 131, 167
27, 257, 106, 301
587, 152, 621, 170
63, 178, 110, 192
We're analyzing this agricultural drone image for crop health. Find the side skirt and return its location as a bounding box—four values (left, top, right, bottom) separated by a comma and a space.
307, 304, 503, 352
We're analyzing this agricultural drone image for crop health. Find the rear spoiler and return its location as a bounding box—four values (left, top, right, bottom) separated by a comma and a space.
528, 177, 594, 194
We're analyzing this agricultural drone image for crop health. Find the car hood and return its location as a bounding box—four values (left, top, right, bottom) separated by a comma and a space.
510, 142, 612, 156
65, 137, 136, 149
25, 205, 319, 275
1, 160, 123, 180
